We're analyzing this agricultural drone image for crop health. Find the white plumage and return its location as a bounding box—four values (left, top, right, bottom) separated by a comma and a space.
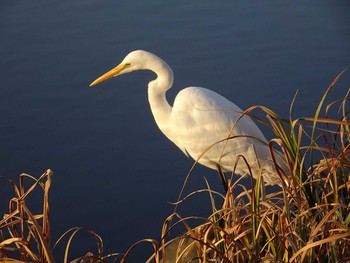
90, 50, 285, 185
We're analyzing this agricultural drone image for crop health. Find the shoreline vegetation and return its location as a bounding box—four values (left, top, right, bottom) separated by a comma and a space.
1, 69, 349, 262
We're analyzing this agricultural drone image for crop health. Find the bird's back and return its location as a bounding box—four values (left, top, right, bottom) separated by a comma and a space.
171, 87, 283, 183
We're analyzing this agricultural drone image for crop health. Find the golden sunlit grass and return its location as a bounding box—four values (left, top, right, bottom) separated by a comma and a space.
1, 69, 349, 262
0, 170, 54, 262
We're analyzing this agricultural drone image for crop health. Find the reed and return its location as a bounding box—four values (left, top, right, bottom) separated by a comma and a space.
0, 69, 349, 262
0, 169, 54, 262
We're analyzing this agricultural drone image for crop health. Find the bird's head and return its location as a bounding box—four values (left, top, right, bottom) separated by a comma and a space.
89, 50, 155, 87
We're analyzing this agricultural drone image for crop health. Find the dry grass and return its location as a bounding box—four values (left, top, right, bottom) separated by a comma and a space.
1, 69, 349, 262
0, 169, 54, 262
0, 170, 121, 263
142, 68, 350, 263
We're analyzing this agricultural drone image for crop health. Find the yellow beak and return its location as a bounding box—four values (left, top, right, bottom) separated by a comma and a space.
89, 63, 126, 87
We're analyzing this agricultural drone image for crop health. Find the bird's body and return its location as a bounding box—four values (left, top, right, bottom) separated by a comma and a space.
170, 87, 276, 179
90, 50, 285, 185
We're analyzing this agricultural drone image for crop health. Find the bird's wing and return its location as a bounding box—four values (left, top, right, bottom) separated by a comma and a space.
171, 87, 268, 170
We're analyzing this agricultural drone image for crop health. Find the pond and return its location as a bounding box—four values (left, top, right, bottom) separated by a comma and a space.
0, 1, 349, 261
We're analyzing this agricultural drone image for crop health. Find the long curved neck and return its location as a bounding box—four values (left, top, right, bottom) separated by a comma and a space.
147, 59, 176, 143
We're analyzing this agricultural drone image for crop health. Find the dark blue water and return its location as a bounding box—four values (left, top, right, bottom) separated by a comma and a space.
1, 1, 349, 261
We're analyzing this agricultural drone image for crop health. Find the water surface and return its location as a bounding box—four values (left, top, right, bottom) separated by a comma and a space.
0, 1, 349, 260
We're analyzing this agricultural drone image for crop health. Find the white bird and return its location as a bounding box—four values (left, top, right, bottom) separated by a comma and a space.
90, 50, 286, 189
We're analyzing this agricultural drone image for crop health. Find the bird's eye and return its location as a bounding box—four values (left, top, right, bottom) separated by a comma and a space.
125, 62, 132, 67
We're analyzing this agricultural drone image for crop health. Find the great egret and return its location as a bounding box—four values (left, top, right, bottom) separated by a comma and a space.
90, 50, 286, 189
